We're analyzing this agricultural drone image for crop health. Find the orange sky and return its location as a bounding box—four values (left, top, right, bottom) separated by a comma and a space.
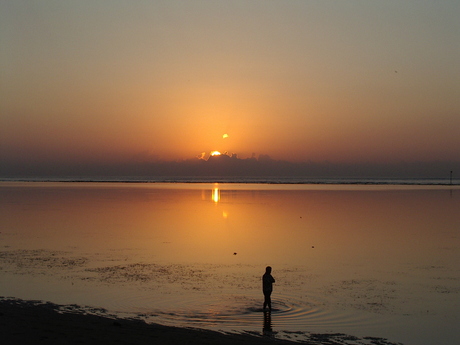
1, 1, 459, 172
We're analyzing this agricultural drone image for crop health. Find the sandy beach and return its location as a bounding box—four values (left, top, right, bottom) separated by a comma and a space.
1, 298, 408, 345
0, 298, 303, 345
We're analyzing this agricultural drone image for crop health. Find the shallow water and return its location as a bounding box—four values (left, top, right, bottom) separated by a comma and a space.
0, 182, 459, 344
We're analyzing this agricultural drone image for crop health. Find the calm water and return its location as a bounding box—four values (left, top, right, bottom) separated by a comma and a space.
1, 182, 459, 344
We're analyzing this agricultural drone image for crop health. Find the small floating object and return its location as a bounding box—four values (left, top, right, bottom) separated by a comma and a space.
233, 252, 237, 255
312, 246, 315, 248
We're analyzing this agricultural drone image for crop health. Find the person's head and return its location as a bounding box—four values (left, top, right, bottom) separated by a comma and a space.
265, 266, 272, 274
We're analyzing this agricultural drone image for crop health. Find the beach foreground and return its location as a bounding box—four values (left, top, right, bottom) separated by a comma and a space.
0, 298, 297, 345
1, 298, 404, 345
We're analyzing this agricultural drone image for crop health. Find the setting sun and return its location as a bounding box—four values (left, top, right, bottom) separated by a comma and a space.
1, 1, 459, 178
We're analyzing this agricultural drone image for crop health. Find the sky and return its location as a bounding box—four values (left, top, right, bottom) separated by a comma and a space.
1, 1, 459, 177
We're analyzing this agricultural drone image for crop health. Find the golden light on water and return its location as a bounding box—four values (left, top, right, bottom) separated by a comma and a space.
210, 185, 228, 216
2, 183, 459, 344
212, 187, 220, 203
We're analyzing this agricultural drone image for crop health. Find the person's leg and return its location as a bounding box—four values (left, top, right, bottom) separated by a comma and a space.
267, 292, 272, 310
263, 291, 269, 309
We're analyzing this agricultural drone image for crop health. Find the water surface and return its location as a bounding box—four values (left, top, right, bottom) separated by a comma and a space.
1, 182, 459, 344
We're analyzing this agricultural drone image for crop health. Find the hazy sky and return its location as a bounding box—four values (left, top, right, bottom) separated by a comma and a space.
1, 0, 459, 171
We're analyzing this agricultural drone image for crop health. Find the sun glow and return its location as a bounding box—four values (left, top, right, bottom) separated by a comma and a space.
210, 151, 221, 156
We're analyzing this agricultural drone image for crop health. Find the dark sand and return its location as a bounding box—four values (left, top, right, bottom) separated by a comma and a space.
0, 298, 302, 345
0, 298, 403, 345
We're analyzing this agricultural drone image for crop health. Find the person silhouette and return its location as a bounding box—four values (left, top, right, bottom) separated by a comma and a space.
262, 266, 275, 310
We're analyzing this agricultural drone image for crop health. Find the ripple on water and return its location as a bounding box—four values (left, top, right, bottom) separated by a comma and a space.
96, 288, 384, 333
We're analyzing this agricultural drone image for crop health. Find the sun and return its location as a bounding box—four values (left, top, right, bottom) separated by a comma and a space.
210, 151, 221, 156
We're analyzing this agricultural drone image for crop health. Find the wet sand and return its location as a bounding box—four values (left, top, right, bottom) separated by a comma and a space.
0, 298, 299, 345
0, 298, 404, 345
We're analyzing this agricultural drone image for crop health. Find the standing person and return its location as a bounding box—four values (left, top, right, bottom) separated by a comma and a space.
262, 266, 275, 310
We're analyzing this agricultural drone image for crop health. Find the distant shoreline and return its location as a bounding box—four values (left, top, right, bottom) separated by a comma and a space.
0, 177, 458, 186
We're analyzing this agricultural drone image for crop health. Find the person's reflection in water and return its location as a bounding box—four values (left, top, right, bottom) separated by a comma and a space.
262, 266, 275, 310
263, 310, 273, 337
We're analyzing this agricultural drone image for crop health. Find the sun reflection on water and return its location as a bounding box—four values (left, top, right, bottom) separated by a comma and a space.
212, 186, 220, 203
1, 183, 459, 345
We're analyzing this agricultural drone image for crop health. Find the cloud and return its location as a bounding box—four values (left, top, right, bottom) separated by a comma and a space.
1, 151, 458, 181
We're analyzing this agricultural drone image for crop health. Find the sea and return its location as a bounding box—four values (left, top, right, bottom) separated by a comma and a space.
1, 177, 459, 345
